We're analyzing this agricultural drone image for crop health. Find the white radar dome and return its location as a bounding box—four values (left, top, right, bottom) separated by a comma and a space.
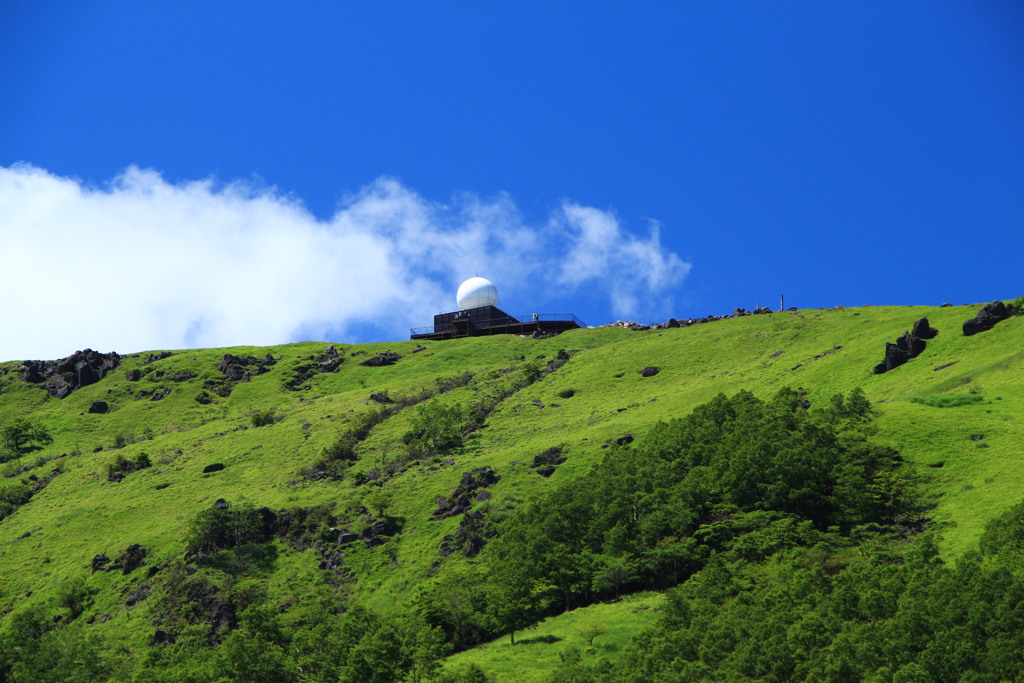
457, 277, 499, 310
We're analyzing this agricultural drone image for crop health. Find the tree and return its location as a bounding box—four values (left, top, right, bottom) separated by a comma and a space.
365, 490, 393, 519
1, 419, 51, 458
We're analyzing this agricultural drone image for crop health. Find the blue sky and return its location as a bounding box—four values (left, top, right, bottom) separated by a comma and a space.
2, 2, 1023, 359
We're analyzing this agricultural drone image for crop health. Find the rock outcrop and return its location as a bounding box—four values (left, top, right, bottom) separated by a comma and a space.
432, 467, 500, 519
963, 301, 1013, 336
873, 318, 937, 374
360, 351, 402, 367
18, 349, 121, 398
218, 353, 276, 382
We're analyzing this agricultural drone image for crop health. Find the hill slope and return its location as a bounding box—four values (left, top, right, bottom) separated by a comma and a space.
0, 301, 1021, 680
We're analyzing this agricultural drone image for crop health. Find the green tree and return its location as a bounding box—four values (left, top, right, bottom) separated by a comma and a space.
1, 418, 51, 458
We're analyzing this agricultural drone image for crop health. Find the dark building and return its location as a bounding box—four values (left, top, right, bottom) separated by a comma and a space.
410, 305, 585, 341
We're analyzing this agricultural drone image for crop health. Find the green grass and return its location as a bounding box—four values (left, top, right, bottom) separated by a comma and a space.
0, 302, 1021, 669
910, 393, 985, 408
441, 592, 664, 682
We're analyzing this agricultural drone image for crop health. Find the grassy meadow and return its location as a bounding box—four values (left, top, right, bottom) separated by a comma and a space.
0, 300, 1021, 679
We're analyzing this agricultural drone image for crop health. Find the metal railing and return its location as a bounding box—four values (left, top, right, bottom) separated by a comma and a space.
410, 313, 586, 337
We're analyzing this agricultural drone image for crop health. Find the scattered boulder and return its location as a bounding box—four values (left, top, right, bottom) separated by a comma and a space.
202, 463, 225, 474
213, 498, 229, 509
369, 392, 393, 404
318, 549, 345, 572
88, 400, 109, 414
614, 434, 634, 446
433, 467, 501, 519
283, 346, 344, 390
640, 366, 660, 377
360, 351, 402, 367
558, 388, 575, 399
110, 544, 147, 575
963, 301, 1013, 336
171, 373, 195, 382
126, 369, 142, 381
91, 554, 111, 573
536, 466, 556, 478
153, 629, 171, 645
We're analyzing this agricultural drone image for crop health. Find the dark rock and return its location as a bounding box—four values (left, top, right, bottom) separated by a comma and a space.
770, 350, 783, 358
934, 362, 957, 371
202, 463, 225, 474
614, 434, 634, 446
433, 467, 501, 519
369, 392, 392, 404
465, 537, 485, 557
338, 531, 359, 545
195, 393, 212, 405
536, 466, 556, 478
940, 302, 953, 307
475, 490, 491, 502
558, 389, 575, 399
753, 307, 772, 315
18, 349, 121, 398
640, 366, 660, 377
111, 544, 146, 575
155, 483, 170, 490
153, 629, 170, 645
874, 327, 931, 374
363, 518, 395, 538
146, 352, 173, 363
91, 554, 110, 572
88, 400, 109, 414
213, 498, 229, 509
360, 351, 402, 367
218, 353, 276, 383
963, 301, 1012, 336
318, 549, 345, 572
666, 318, 680, 328
363, 536, 384, 548
171, 373, 195, 382
531, 447, 567, 468
912, 317, 938, 340
126, 369, 141, 381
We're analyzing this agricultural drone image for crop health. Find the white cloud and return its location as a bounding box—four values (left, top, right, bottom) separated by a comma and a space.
0, 164, 691, 360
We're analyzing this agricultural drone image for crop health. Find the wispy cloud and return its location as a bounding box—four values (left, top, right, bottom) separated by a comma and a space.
0, 164, 691, 360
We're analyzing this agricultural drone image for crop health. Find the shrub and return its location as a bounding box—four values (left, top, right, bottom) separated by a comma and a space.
251, 409, 279, 428
107, 452, 152, 482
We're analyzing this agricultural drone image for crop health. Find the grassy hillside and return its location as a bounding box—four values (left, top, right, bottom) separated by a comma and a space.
0, 301, 1021, 680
